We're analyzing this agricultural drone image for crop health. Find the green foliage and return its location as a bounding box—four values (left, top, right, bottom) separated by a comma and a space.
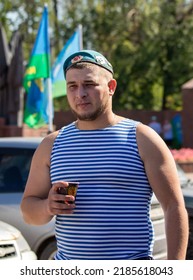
54, 96, 70, 112
0, 0, 54, 60
2, 0, 193, 111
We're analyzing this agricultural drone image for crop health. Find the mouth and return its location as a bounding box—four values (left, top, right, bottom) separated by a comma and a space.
77, 103, 90, 109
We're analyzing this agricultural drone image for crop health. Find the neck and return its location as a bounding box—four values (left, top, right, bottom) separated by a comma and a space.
75, 113, 120, 130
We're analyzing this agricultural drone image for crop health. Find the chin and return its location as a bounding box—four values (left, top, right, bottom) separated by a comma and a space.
72, 106, 104, 121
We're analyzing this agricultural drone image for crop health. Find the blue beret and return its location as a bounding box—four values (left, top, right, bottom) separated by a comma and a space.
63, 50, 113, 77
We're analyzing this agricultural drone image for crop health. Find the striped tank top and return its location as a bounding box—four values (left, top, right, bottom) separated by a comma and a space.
50, 118, 154, 260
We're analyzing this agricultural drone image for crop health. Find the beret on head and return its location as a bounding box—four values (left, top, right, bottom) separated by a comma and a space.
63, 50, 113, 77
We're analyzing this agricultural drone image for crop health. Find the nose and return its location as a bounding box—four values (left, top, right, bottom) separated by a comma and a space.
76, 85, 87, 98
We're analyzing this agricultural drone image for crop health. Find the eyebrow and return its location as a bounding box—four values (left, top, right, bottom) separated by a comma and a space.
67, 81, 76, 85
67, 79, 98, 85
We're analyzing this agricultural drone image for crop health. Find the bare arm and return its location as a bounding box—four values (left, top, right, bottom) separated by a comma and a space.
137, 123, 189, 260
20, 131, 75, 225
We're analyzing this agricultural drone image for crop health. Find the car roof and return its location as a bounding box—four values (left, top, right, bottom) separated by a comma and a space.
0, 137, 43, 149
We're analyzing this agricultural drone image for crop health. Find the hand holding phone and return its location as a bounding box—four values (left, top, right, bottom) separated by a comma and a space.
54, 181, 79, 204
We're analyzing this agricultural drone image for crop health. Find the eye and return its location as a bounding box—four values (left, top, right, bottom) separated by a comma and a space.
68, 84, 77, 90
84, 82, 98, 88
85, 84, 93, 88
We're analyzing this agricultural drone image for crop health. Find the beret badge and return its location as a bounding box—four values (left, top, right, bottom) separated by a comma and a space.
71, 55, 83, 64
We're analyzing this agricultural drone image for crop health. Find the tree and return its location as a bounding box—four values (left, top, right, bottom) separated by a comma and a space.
2, 0, 193, 111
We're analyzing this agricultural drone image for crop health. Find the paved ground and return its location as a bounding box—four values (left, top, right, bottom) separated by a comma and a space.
184, 173, 193, 259
186, 173, 193, 181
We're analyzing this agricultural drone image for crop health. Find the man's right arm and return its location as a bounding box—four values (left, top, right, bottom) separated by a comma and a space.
20, 132, 76, 225
20, 134, 56, 225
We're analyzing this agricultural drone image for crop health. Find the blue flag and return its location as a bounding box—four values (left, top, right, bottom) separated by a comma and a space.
24, 5, 51, 128
51, 26, 82, 98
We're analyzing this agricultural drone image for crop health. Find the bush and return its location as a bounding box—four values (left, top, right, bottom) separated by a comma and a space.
170, 148, 193, 163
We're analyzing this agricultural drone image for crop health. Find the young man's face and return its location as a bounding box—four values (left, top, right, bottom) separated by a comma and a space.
66, 65, 115, 121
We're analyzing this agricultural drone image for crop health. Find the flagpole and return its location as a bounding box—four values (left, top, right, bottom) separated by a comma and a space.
47, 77, 53, 133
78, 24, 83, 50
45, 3, 53, 133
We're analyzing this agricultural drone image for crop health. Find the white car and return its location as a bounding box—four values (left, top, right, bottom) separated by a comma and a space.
0, 137, 56, 260
0, 220, 37, 260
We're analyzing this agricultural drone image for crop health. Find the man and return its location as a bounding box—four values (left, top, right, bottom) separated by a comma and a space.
163, 119, 174, 147
148, 116, 162, 136
21, 50, 188, 260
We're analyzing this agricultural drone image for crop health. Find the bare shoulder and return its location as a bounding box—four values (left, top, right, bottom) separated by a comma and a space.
40, 130, 59, 148
136, 122, 172, 162
33, 130, 60, 165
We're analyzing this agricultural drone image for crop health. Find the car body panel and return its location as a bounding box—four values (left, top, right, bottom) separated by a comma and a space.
0, 220, 37, 260
0, 201, 55, 253
0, 137, 56, 258
0, 220, 20, 240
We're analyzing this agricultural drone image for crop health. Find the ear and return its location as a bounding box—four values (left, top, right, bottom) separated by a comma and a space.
108, 79, 117, 96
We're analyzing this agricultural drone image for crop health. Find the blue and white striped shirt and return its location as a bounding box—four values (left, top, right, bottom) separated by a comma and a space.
50, 118, 154, 260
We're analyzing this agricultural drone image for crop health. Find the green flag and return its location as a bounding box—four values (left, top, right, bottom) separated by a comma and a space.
23, 5, 51, 128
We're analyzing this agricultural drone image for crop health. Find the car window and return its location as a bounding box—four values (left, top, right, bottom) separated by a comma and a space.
0, 148, 35, 193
